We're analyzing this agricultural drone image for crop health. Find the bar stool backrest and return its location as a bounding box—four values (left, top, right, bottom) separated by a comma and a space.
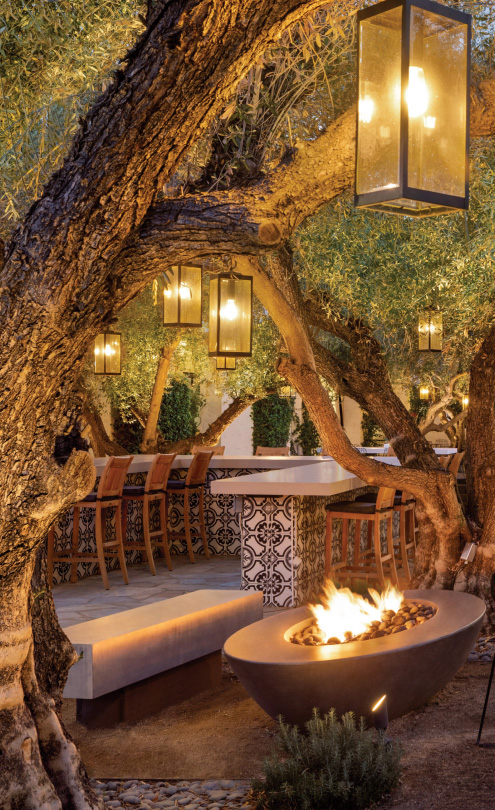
97, 456, 134, 499
448, 450, 465, 477
191, 445, 225, 455
375, 486, 396, 511
255, 446, 290, 456
439, 453, 455, 469
146, 453, 177, 493
185, 450, 214, 487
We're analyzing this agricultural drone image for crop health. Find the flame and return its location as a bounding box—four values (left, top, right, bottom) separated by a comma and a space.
309, 580, 403, 643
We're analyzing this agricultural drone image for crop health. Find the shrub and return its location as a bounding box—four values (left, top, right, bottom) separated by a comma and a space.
292, 403, 321, 455
251, 709, 402, 810
251, 394, 294, 453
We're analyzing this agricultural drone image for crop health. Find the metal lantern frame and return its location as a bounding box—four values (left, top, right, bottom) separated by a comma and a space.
418, 305, 443, 352
355, 0, 471, 217
163, 264, 203, 328
216, 357, 237, 371
94, 331, 122, 376
208, 273, 253, 359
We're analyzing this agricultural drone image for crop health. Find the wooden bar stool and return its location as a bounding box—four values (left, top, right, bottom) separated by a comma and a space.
166, 450, 214, 563
255, 446, 290, 456
191, 445, 225, 455
47, 455, 134, 590
393, 490, 416, 584
325, 487, 399, 588
121, 453, 176, 575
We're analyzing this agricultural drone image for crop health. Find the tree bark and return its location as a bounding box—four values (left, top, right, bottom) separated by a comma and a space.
81, 403, 128, 458
0, 2, 336, 805
140, 333, 183, 453
159, 394, 262, 454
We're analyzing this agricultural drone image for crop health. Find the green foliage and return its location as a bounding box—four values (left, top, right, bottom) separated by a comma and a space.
292, 402, 321, 455
158, 380, 200, 442
361, 411, 385, 447
251, 394, 293, 453
113, 412, 143, 454
252, 708, 402, 810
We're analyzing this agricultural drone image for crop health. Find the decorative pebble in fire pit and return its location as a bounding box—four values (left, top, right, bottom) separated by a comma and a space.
291, 602, 437, 646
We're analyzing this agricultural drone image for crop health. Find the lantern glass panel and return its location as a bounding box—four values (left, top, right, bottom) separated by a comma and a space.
418, 308, 442, 351
356, 5, 402, 196
216, 356, 236, 370
94, 333, 105, 375
209, 275, 252, 357
209, 278, 219, 355
408, 7, 468, 199
163, 265, 202, 327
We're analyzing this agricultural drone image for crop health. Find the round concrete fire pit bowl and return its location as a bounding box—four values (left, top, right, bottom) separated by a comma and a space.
224, 590, 485, 726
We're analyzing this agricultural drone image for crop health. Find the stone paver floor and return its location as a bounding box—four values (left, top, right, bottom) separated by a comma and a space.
91, 778, 254, 810
53, 555, 242, 626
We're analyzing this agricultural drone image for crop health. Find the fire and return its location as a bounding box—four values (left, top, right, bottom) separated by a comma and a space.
309, 580, 403, 643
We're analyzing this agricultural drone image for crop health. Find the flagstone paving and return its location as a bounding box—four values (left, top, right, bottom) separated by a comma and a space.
53, 555, 243, 626
91, 778, 254, 810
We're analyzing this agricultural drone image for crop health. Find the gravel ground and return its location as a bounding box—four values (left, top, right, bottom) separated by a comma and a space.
89, 779, 253, 810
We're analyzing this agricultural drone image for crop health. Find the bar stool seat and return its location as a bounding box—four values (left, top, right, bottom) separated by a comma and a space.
166, 479, 202, 490
122, 453, 176, 576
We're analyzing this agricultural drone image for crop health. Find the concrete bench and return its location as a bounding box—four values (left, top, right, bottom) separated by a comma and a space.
63, 589, 263, 726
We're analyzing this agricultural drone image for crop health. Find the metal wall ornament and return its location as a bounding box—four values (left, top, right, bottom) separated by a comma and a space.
280, 386, 296, 398
94, 332, 121, 375
418, 306, 443, 351
209, 274, 253, 359
355, 0, 471, 217
163, 264, 203, 327
216, 357, 237, 371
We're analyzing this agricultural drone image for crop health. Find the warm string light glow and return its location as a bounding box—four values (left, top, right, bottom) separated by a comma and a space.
309, 580, 403, 643
220, 298, 239, 321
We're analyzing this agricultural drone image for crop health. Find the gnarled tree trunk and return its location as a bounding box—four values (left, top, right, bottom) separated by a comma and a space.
140, 333, 184, 453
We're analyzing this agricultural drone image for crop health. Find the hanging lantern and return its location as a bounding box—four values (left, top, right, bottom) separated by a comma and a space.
355, 0, 471, 217
209, 274, 253, 359
462, 395, 469, 409
94, 332, 121, 375
419, 385, 430, 400
418, 307, 443, 351
163, 265, 202, 327
216, 357, 237, 370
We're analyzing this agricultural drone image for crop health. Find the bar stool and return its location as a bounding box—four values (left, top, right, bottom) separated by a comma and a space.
191, 445, 225, 455
325, 486, 399, 587
166, 450, 214, 563
255, 446, 290, 456
121, 453, 176, 575
47, 455, 133, 589
393, 490, 416, 583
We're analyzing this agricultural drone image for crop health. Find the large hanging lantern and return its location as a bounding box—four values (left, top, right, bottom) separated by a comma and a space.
216, 357, 237, 370
419, 385, 430, 400
163, 264, 202, 327
94, 332, 121, 375
208, 274, 253, 359
418, 306, 443, 351
355, 0, 471, 217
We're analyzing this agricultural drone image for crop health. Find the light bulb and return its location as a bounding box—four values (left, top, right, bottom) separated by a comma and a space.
221, 298, 238, 321
359, 96, 374, 124
406, 67, 428, 118
104, 345, 115, 356
94, 347, 100, 356
179, 283, 192, 300
164, 288, 172, 299
424, 116, 436, 129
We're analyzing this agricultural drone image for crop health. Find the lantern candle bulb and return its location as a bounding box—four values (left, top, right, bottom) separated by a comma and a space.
406, 66, 428, 117
221, 298, 239, 321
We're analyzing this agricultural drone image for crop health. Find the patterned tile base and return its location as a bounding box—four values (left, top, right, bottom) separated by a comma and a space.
51, 466, 268, 584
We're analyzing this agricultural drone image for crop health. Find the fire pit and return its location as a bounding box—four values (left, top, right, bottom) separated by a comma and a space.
224, 589, 485, 726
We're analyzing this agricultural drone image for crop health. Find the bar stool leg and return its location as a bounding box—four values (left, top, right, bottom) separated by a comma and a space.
325, 512, 333, 577
142, 496, 157, 576
373, 515, 385, 587
198, 488, 210, 560
47, 527, 55, 589
115, 502, 129, 585
159, 495, 173, 571
95, 504, 110, 590
386, 512, 399, 587
341, 519, 349, 569
183, 490, 195, 564
353, 519, 362, 567
70, 506, 80, 583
